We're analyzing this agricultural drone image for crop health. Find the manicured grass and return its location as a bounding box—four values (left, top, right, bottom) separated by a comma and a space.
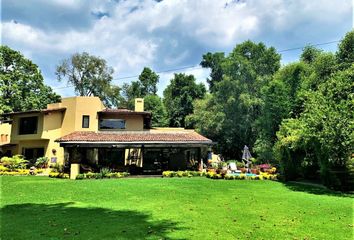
0, 176, 353, 240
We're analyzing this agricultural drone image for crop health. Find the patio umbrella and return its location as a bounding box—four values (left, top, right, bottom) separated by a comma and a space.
242, 145, 252, 169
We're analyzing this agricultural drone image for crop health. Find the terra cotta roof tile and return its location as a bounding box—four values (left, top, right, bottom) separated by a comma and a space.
56, 131, 212, 143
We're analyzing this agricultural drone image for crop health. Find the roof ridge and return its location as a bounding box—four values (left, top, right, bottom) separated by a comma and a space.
56, 130, 212, 143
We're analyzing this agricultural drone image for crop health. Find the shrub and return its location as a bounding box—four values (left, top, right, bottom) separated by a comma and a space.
76, 174, 85, 180
95, 172, 104, 179
162, 171, 203, 178
108, 172, 124, 178
0, 170, 30, 176
85, 172, 96, 179
51, 163, 64, 173
269, 174, 278, 180
162, 171, 174, 177
100, 167, 112, 177
0, 165, 9, 172
76, 171, 130, 180
176, 171, 188, 177
49, 172, 69, 179
213, 174, 223, 179
236, 161, 245, 169
35, 157, 49, 168
206, 172, 215, 178
225, 174, 235, 180
0, 155, 29, 170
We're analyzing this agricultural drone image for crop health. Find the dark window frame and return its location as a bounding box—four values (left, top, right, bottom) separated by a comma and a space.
99, 119, 126, 130
19, 116, 38, 135
82, 115, 90, 128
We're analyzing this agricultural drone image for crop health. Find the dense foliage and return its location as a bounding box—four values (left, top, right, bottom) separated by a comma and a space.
189, 31, 354, 190
144, 95, 168, 127
274, 34, 354, 190
163, 73, 206, 127
0, 46, 61, 114
55, 52, 120, 107
188, 41, 281, 158
120, 67, 168, 126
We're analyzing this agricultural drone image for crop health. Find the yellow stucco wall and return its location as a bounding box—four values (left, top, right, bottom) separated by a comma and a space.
10, 113, 43, 143
0, 122, 11, 145
58, 96, 105, 136
42, 111, 65, 164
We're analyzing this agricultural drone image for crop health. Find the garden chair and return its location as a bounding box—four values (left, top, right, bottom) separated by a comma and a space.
228, 162, 241, 174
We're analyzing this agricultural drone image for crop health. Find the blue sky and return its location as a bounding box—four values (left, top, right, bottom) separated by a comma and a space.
1, 0, 353, 97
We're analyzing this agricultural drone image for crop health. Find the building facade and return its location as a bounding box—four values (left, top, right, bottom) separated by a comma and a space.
0, 97, 213, 175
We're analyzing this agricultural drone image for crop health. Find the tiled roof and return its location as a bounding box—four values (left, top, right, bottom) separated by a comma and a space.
1, 107, 66, 116
56, 131, 212, 143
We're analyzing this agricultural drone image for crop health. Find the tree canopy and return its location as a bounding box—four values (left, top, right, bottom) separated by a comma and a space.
55, 52, 120, 107
190, 41, 281, 158
144, 95, 168, 127
163, 73, 206, 128
0, 45, 60, 114
190, 30, 354, 190
200, 52, 225, 93
121, 67, 159, 109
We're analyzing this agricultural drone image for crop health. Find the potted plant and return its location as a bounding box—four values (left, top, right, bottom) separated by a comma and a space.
220, 162, 228, 171
35, 157, 49, 168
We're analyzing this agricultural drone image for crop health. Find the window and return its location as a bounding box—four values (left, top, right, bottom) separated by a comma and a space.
82, 115, 90, 128
19, 116, 38, 135
99, 119, 126, 130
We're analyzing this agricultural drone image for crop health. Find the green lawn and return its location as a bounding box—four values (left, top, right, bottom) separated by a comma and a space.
0, 176, 353, 240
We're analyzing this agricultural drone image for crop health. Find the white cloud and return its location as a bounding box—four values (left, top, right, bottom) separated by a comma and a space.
48, 0, 83, 8
1, 0, 352, 96
157, 67, 210, 96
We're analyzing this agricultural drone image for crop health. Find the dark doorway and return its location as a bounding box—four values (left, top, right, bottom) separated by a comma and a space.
142, 149, 169, 174
23, 147, 45, 163
98, 148, 125, 171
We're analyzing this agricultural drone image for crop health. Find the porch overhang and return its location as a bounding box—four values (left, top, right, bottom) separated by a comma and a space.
56, 131, 214, 148
59, 141, 214, 148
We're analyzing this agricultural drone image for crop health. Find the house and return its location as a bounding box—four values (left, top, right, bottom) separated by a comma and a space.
0, 96, 213, 178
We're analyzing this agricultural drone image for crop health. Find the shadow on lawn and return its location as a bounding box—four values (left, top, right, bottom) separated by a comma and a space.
283, 181, 353, 198
0, 202, 185, 240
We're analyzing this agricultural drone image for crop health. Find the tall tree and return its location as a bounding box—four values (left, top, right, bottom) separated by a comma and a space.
200, 52, 225, 92
254, 62, 310, 161
55, 52, 120, 107
138, 67, 159, 95
144, 95, 168, 127
300, 45, 322, 64
273, 30, 354, 190
121, 67, 159, 109
336, 30, 354, 69
0, 45, 60, 114
163, 73, 206, 127
121, 81, 143, 109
